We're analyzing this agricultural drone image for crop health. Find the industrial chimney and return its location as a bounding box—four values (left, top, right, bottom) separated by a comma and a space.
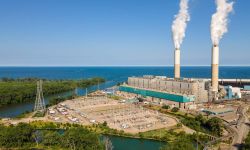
174, 48, 180, 79
211, 45, 219, 92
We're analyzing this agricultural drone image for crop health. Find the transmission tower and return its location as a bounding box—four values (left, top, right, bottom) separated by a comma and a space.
34, 80, 46, 113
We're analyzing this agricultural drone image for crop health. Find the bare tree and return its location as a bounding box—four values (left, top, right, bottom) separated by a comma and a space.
104, 137, 113, 150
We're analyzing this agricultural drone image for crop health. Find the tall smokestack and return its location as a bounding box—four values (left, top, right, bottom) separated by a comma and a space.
174, 48, 180, 78
171, 0, 190, 79
210, 0, 234, 93
211, 45, 219, 92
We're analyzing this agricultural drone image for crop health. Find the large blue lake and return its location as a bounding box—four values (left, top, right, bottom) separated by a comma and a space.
1, 66, 250, 80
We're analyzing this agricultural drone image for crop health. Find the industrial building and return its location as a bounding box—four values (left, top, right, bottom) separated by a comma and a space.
119, 75, 210, 109
202, 108, 234, 115
244, 85, 250, 91
224, 85, 242, 99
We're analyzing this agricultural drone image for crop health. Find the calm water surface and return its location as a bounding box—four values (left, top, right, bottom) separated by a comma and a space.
107, 135, 165, 150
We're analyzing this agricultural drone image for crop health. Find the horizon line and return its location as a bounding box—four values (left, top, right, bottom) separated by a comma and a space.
0, 65, 249, 67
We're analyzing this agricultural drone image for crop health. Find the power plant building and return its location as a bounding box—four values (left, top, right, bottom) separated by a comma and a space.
119, 75, 210, 109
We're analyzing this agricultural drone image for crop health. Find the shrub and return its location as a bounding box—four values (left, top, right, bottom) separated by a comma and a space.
162, 105, 170, 109
102, 121, 108, 127
171, 107, 179, 112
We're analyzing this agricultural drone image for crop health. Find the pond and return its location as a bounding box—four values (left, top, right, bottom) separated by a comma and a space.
105, 135, 165, 150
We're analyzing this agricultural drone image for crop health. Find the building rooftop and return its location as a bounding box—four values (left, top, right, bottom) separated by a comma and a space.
129, 76, 208, 83
202, 108, 234, 115
119, 85, 195, 103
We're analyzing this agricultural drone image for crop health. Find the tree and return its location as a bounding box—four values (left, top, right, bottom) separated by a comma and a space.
171, 107, 179, 112
42, 131, 61, 147
0, 77, 105, 107
104, 137, 113, 150
62, 127, 104, 150
162, 105, 170, 109
205, 117, 223, 136
103, 121, 108, 127
195, 114, 206, 125
33, 130, 42, 147
0, 123, 34, 148
160, 137, 195, 150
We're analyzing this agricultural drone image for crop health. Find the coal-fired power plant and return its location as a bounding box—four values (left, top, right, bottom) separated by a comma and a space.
174, 48, 181, 78
211, 45, 219, 93
119, 0, 242, 108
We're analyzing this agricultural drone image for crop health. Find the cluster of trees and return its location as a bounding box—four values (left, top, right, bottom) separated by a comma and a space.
160, 131, 210, 150
181, 114, 223, 136
0, 77, 105, 107
160, 134, 195, 150
0, 77, 44, 82
0, 123, 104, 150
77, 77, 105, 87
161, 105, 179, 112
148, 105, 223, 137
48, 95, 76, 107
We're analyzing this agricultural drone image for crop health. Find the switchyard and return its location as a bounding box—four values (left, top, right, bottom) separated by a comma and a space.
47, 95, 177, 133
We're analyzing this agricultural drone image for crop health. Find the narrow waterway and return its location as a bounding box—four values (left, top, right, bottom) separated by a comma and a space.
0, 80, 116, 118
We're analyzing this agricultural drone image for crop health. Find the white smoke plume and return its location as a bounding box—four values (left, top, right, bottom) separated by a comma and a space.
172, 0, 190, 49
211, 0, 234, 46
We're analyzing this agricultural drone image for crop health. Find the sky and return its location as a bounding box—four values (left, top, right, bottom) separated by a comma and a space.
0, 0, 249, 66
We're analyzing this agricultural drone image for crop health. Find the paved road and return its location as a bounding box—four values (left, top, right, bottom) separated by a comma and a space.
231, 105, 250, 150
203, 105, 250, 150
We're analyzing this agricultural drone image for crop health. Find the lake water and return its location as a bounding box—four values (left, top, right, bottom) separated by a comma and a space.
0, 66, 250, 117
106, 135, 165, 150
1, 66, 250, 80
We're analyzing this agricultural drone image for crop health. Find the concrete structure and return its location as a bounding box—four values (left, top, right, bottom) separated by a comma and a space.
123, 76, 210, 106
224, 86, 242, 99
119, 85, 195, 109
202, 108, 234, 115
211, 45, 219, 93
121, 76, 248, 106
174, 48, 180, 78
244, 85, 250, 91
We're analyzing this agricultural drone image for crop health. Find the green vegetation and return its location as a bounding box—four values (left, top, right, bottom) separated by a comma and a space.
0, 77, 105, 107
171, 107, 179, 112
107, 94, 122, 100
140, 128, 209, 150
160, 133, 196, 150
145, 105, 223, 137
181, 114, 223, 137
0, 123, 104, 150
47, 95, 76, 107
33, 111, 45, 118
242, 131, 250, 150
28, 121, 132, 139
0, 120, 212, 150
162, 105, 170, 110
